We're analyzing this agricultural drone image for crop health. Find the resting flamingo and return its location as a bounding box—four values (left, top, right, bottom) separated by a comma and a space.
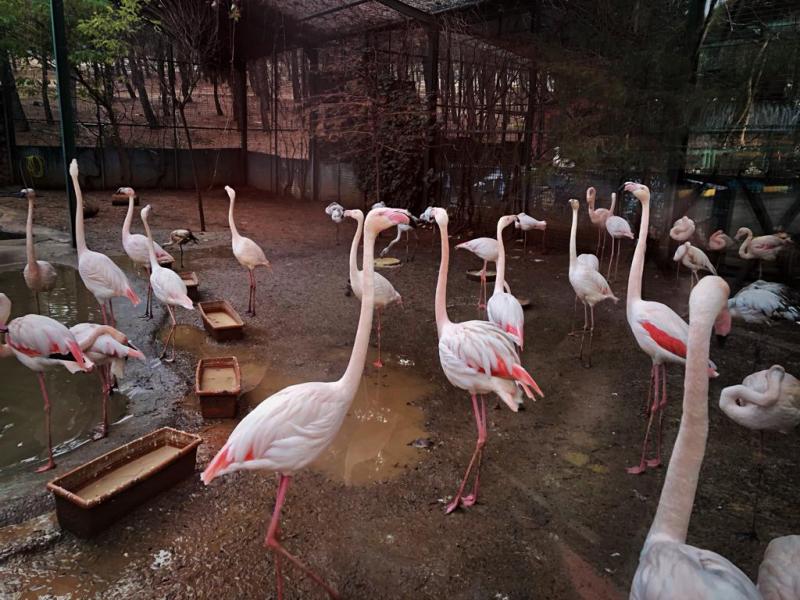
456, 236, 499, 311
727, 280, 800, 325
672, 241, 716, 288
605, 213, 633, 281
226, 186, 271, 316
487, 215, 524, 348
119, 187, 174, 319
422, 206, 543, 513
708, 229, 734, 252
719, 365, 800, 538
70, 322, 145, 439
670, 215, 696, 279
586, 187, 615, 260
201, 207, 410, 600
623, 182, 728, 475
69, 160, 139, 326
140, 205, 193, 362
568, 198, 617, 367
19, 188, 57, 313
515, 213, 547, 252
344, 208, 402, 368
0, 294, 94, 472
736, 227, 792, 279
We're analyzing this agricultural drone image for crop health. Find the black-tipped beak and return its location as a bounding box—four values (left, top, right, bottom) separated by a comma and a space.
715, 334, 727, 347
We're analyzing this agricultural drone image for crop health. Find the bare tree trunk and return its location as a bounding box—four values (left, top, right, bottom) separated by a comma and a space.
40, 52, 53, 124
129, 52, 159, 128
156, 44, 170, 118
178, 102, 205, 231
211, 73, 224, 116
117, 59, 137, 99
3, 54, 29, 132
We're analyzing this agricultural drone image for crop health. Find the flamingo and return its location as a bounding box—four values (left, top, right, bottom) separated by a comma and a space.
226, 186, 271, 316
515, 213, 547, 252
18, 188, 57, 314
719, 365, 800, 538
0, 294, 94, 472
161, 228, 199, 269
708, 229, 734, 252
727, 280, 800, 325
736, 227, 793, 279
605, 214, 634, 281
422, 206, 544, 513
70, 322, 145, 439
140, 205, 194, 362
343, 208, 402, 368
456, 236, 499, 311
586, 187, 615, 260
623, 182, 729, 475
69, 160, 139, 326
119, 187, 174, 319
487, 215, 524, 348
568, 198, 618, 367
371, 201, 419, 262
670, 215, 696, 279
672, 241, 716, 288
201, 207, 410, 600
324, 202, 344, 245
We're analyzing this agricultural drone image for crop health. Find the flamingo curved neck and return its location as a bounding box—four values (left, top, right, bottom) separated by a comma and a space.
26, 197, 36, 268
339, 227, 376, 392
348, 212, 364, 283
228, 199, 240, 239
569, 207, 578, 268
140, 216, 160, 271
71, 172, 88, 255
123, 196, 134, 240
77, 325, 117, 351
647, 311, 715, 544
494, 221, 509, 294
627, 196, 649, 305
434, 216, 452, 337
609, 193, 616, 215
738, 230, 754, 259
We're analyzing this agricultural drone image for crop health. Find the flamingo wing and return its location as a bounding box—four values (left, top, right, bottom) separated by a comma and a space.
234, 236, 270, 268
79, 250, 138, 303
636, 301, 690, 360
456, 237, 499, 261
8, 315, 89, 368
487, 292, 524, 347
150, 268, 192, 309
757, 535, 800, 600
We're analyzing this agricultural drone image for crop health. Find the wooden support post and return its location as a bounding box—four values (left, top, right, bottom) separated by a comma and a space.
423, 25, 439, 210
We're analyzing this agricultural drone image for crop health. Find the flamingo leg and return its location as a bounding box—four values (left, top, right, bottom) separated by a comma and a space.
540, 228, 546, 253
647, 364, 667, 468
446, 394, 487, 514
251, 270, 258, 317
676, 261, 680, 281
35, 292, 41, 315
373, 308, 384, 368
179, 244, 184, 269
462, 395, 488, 507
614, 240, 622, 281
627, 364, 660, 474
524, 230, 528, 251
578, 302, 589, 363
595, 227, 602, 255
405, 231, 409, 263
478, 261, 488, 312
99, 301, 109, 325
640, 364, 654, 417
567, 295, 579, 336
108, 299, 116, 328
749, 431, 765, 539
160, 305, 177, 362
141, 283, 154, 320
582, 304, 595, 368
265, 475, 340, 599
93, 365, 110, 440
606, 238, 616, 280
35, 373, 56, 472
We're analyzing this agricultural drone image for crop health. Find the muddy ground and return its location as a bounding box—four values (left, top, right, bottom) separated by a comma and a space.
0, 188, 798, 599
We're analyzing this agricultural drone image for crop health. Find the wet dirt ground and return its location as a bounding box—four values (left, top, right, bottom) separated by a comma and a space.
0, 188, 798, 599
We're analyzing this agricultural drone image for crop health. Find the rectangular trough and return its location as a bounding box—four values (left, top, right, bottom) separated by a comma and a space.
179, 271, 200, 302
46, 427, 201, 538
195, 356, 241, 419
198, 300, 244, 341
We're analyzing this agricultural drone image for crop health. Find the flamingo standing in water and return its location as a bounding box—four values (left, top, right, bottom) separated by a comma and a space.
226, 186, 271, 316
18, 188, 57, 314
202, 208, 410, 600
70, 322, 145, 439
343, 208, 402, 368
69, 160, 139, 326
568, 198, 618, 367
456, 236, 499, 311
140, 205, 193, 362
0, 294, 94, 472
605, 213, 634, 281
487, 215, 524, 348
736, 227, 792, 279
670, 216, 696, 279
672, 241, 716, 288
586, 187, 615, 261
623, 182, 728, 475
119, 187, 174, 319
422, 206, 543, 513
719, 365, 800, 537
515, 213, 547, 252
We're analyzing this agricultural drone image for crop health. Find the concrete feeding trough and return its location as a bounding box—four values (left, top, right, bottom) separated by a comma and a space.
198, 300, 244, 341
46, 427, 201, 538
179, 271, 199, 302
466, 270, 496, 282
111, 193, 139, 207
195, 356, 241, 419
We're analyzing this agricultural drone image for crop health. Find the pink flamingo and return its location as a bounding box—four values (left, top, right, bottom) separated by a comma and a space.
140, 205, 193, 362
18, 188, 57, 314
719, 365, 800, 537
586, 187, 616, 261
707, 229, 734, 252
672, 241, 716, 289
70, 322, 144, 439
119, 187, 174, 319
202, 207, 410, 600
568, 198, 618, 367
605, 213, 634, 281
69, 160, 139, 326
670, 216, 696, 279
423, 206, 544, 513
0, 294, 94, 472
487, 215, 524, 347
456, 236, 499, 310
623, 182, 728, 475
736, 227, 793, 279
226, 186, 272, 316
343, 209, 402, 368
515, 213, 547, 252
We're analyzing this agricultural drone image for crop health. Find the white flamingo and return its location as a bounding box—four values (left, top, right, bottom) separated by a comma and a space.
69, 160, 139, 326
586, 187, 615, 261
515, 213, 547, 252
605, 214, 634, 281
487, 215, 524, 348
140, 205, 193, 362
673, 241, 716, 288
727, 280, 800, 325
201, 207, 410, 600
456, 236, 499, 311
707, 229, 734, 252
226, 186, 272, 316
19, 188, 57, 313
119, 186, 174, 319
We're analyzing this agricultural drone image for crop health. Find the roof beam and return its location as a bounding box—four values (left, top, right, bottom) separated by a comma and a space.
373, 0, 436, 25
300, 0, 371, 22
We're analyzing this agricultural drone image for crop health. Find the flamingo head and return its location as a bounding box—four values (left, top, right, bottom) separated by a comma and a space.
69, 159, 79, 178
423, 207, 448, 227
498, 214, 518, 230
586, 187, 596, 204
224, 185, 236, 203
365, 207, 411, 235
690, 276, 730, 336
343, 208, 364, 222
0, 293, 10, 332
569, 198, 579, 212
419, 207, 436, 223
17, 188, 35, 199
141, 204, 153, 223
622, 182, 650, 203
734, 227, 750, 241
116, 186, 135, 197
767, 365, 786, 387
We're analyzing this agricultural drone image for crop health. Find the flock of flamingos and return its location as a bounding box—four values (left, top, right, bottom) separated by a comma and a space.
1, 161, 799, 598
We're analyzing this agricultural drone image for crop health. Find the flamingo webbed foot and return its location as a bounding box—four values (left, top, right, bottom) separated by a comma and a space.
626, 463, 647, 475
91, 423, 108, 441
645, 458, 662, 468
35, 459, 56, 473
